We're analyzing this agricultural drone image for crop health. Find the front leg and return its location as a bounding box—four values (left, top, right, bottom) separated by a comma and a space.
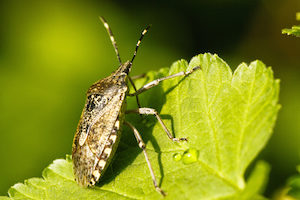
126, 108, 187, 142
128, 66, 200, 96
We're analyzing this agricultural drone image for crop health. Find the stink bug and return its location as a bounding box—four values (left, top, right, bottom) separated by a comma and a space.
72, 16, 200, 196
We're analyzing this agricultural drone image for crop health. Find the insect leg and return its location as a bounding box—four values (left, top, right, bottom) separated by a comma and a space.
128, 66, 200, 96
124, 121, 166, 196
128, 76, 142, 108
128, 73, 148, 108
130, 73, 146, 80
126, 108, 187, 142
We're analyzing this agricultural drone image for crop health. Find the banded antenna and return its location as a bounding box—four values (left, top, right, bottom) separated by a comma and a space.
99, 16, 122, 65
131, 24, 151, 64
99, 16, 151, 65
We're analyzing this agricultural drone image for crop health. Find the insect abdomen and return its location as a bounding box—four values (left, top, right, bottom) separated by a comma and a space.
92, 101, 126, 183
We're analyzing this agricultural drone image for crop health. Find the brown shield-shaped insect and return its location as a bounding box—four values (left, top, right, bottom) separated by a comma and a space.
72, 17, 200, 196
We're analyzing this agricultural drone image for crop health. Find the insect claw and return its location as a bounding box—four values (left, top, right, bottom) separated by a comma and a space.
180, 137, 188, 142
172, 137, 188, 142
156, 187, 167, 197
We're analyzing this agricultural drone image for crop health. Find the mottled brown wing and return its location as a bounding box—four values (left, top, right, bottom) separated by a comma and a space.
85, 91, 125, 158
78, 93, 115, 146
78, 74, 129, 146
72, 87, 126, 186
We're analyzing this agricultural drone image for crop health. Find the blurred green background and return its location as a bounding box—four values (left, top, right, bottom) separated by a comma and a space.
0, 0, 300, 198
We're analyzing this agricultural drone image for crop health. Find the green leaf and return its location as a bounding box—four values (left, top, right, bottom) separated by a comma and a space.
282, 12, 300, 37
232, 161, 270, 200
0, 197, 11, 200
1, 53, 280, 200
287, 165, 300, 198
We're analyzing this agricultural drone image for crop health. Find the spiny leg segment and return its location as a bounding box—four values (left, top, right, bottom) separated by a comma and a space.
124, 121, 166, 197
126, 108, 187, 142
128, 66, 201, 96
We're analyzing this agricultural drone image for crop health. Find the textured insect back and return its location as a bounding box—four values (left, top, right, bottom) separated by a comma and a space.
72, 67, 129, 186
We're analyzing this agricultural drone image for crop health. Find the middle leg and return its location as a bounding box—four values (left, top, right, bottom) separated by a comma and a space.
126, 108, 187, 142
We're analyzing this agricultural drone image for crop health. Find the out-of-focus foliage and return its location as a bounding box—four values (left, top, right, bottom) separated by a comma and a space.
287, 165, 300, 199
282, 12, 300, 37
0, 0, 300, 198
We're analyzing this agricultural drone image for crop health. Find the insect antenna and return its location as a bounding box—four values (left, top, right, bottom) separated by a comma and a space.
99, 16, 122, 65
128, 24, 151, 110
130, 24, 151, 64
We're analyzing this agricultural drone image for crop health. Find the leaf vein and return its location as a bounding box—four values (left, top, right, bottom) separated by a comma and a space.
237, 69, 256, 173
202, 70, 222, 171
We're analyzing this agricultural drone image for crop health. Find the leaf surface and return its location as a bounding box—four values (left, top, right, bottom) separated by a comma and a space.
287, 165, 300, 199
